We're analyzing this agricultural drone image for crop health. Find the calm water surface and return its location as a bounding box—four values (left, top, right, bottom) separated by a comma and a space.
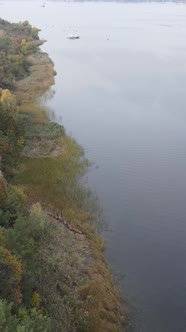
1, 1, 186, 331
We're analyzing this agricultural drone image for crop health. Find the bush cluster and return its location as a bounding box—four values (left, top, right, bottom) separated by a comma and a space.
0, 89, 24, 178
0, 87, 91, 331
0, 19, 39, 89
0, 18, 107, 332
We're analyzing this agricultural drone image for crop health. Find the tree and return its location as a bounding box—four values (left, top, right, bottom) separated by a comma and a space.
0, 247, 23, 305
0, 299, 50, 332
0, 173, 7, 204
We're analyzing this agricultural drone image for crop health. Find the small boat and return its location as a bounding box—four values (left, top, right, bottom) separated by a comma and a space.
67, 35, 80, 40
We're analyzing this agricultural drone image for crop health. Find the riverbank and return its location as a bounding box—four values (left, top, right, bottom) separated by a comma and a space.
0, 19, 125, 331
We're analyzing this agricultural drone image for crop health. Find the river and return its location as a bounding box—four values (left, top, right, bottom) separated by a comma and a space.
1, 1, 186, 331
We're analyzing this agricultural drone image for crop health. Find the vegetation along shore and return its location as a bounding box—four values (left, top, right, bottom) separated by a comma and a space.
0, 18, 125, 331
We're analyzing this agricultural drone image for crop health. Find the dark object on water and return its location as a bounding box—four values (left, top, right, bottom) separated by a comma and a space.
67, 35, 80, 40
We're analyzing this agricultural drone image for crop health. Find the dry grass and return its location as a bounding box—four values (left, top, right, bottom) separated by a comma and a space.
15, 52, 54, 104
18, 103, 47, 122
15, 44, 126, 332
18, 133, 125, 331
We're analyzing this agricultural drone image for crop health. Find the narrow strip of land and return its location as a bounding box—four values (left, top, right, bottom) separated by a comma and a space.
0, 18, 125, 332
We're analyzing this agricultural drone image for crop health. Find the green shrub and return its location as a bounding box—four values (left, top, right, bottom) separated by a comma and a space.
0, 19, 38, 89
0, 185, 24, 228
0, 299, 50, 332
0, 246, 22, 305
26, 121, 65, 139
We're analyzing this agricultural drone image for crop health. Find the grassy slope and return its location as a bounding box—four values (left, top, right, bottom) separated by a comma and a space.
1, 19, 125, 332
